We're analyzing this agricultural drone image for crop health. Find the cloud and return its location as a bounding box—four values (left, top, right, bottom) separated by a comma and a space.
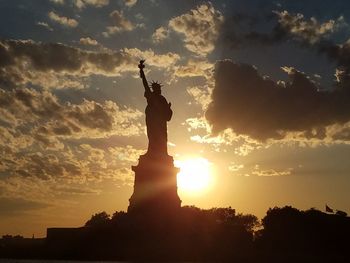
123, 0, 137, 7
123, 48, 180, 68
108, 145, 145, 163
0, 197, 49, 215
48, 11, 78, 28
17, 152, 73, 179
50, 0, 109, 9
103, 10, 134, 36
109, 10, 133, 30
50, 0, 65, 4
219, 10, 350, 126
152, 26, 169, 43
0, 88, 143, 155
275, 10, 345, 44
186, 117, 210, 132
0, 132, 139, 184
80, 144, 107, 168
206, 60, 350, 142
50, 185, 101, 195
0, 127, 34, 152
0, 88, 144, 170
251, 165, 293, 177
185, 117, 238, 149
234, 142, 260, 156
168, 3, 223, 56
0, 39, 179, 89
317, 39, 350, 91
228, 162, 244, 172
174, 59, 213, 80
73, 0, 109, 9
186, 85, 212, 110
221, 10, 346, 48
36, 21, 53, 31
189, 131, 236, 148
0, 144, 135, 208
79, 37, 99, 46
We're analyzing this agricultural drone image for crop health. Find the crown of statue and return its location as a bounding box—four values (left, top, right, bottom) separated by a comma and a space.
150, 80, 162, 89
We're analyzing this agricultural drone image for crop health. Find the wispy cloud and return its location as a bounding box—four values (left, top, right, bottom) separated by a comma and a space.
275, 10, 346, 44
50, 0, 65, 5
36, 21, 53, 31
74, 0, 109, 9
123, 0, 137, 8
48, 11, 78, 28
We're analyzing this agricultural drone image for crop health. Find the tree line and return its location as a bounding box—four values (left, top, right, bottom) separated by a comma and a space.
1, 205, 349, 262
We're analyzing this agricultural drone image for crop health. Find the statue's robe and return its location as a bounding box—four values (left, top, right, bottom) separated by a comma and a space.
144, 90, 172, 155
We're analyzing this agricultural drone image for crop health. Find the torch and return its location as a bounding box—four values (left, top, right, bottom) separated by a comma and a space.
138, 59, 145, 69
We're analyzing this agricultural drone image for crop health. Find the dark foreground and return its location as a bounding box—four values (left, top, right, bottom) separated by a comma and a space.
1, 206, 349, 262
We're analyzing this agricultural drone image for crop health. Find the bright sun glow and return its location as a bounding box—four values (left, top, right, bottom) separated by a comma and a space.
175, 157, 213, 194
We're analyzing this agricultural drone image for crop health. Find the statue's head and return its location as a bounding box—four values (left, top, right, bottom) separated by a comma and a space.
151, 81, 162, 95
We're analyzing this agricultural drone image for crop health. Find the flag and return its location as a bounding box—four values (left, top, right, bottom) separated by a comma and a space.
325, 204, 334, 213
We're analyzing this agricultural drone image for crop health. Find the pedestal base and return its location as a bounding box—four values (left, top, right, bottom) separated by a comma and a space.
128, 153, 181, 215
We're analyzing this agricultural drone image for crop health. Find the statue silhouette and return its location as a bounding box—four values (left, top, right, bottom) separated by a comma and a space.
139, 60, 172, 156
128, 61, 181, 214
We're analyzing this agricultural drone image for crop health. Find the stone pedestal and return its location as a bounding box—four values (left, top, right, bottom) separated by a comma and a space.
128, 153, 181, 215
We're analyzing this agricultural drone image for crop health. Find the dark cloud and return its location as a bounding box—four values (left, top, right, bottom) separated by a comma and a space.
216, 10, 350, 142
219, 12, 282, 48
221, 10, 345, 48
0, 39, 132, 87
221, 10, 350, 85
267, 12, 350, 90
0, 40, 114, 88
205, 60, 350, 141
0, 39, 179, 89
317, 40, 350, 88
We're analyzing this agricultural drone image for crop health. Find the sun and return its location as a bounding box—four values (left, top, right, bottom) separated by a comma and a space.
175, 157, 213, 194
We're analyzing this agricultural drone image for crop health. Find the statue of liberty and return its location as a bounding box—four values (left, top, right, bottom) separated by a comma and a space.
138, 60, 172, 156
128, 61, 181, 213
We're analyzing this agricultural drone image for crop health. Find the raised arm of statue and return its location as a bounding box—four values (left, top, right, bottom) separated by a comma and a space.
138, 60, 151, 94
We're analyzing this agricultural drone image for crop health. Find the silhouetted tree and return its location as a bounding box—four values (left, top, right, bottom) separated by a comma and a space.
256, 206, 350, 262
3, 205, 349, 261
336, 210, 348, 217
111, 211, 127, 221
85, 211, 110, 227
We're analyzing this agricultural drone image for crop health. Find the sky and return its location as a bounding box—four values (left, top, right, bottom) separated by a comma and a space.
1, 0, 350, 237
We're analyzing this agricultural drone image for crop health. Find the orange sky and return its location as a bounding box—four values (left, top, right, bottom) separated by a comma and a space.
1, 0, 350, 237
